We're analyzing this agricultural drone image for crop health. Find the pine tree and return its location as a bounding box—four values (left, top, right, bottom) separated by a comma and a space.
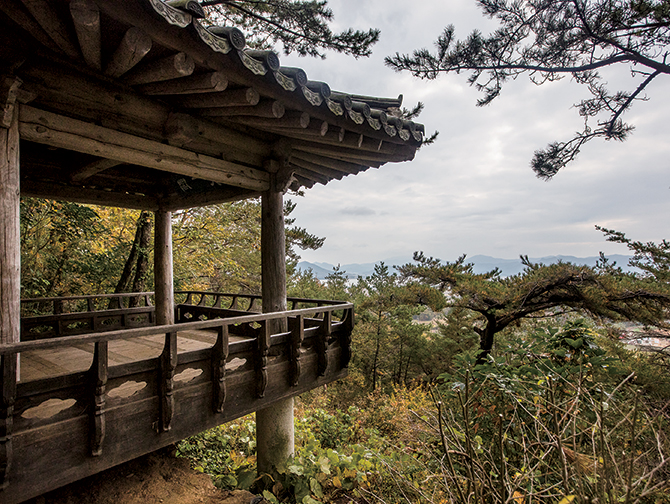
202, 0, 380, 58
386, 0, 670, 177
398, 251, 670, 364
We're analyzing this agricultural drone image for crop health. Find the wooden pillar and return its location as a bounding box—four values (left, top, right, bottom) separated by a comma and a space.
0, 88, 20, 346
260, 186, 286, 314
154, 209, 174, 326
256, 170, 294, 475
154, 209, 176, 432
0, 85, 19, 489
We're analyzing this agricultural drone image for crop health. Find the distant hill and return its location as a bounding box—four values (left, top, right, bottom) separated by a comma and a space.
297, 254, 636, 279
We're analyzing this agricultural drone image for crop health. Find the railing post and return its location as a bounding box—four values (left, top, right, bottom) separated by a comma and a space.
340, 307, 354, 368
316, 310, 331, 376
289, 314, 304, 386
90, 341, 108, 456
160, 332, 177, 432
211, 324, 229, 413
0, 353, 16, 490
255, 321, 270, 398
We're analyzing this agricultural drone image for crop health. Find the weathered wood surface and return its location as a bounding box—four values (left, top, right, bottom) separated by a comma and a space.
154, 211, 174, 327
0, 104, 20, 347
89, 341, 107, 456
177, 87, 260, 109
21, 305, 156, 341
124, 52, 195, 86
201, 99, 285, 119
70, 0, 102, 71
19, 106, 270, 192
137, 71, 228, 95
19, 0, 80, 59
0, 301, 351, 504
104, 27, 152, 78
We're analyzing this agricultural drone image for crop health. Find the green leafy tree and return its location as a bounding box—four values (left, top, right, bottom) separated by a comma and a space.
201, 0, 380, 58
172, 198, 323, 293
113, 210, 153, 301
21, 197, 323, 298
386, 0, 670, 177
20, 199, 136, 297
398, 252, 670, 364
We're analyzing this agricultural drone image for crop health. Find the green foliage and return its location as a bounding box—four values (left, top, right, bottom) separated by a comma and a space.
178, 318, 670, 503
20, 196, 324, 298
386, 0, 670, 177
202, 0, 380, 58
426, 320, 670, 503
20, 198, 140, 297
351, 263, 432, 391
172, 200, 262, 293
176, 416, 258, 489
178, 409, 383, 503
173, 198, 324, 293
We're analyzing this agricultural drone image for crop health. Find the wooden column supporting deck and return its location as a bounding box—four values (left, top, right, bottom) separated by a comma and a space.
0, 91, 20, 490
257, 171, 294, 475
155, 210, 177, 432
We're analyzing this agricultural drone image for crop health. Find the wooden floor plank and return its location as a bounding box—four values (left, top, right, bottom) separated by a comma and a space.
18, 330, 234, 382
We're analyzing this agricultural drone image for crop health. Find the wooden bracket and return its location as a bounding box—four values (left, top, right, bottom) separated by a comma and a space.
1, 77, 22, 129
255, 321, 271, 398
288, 314, 305, 386
164, 112, 197, 148
211, 325, 229, 413
264, 157, 296, 193
275, 167, 297, 194
89, 341, 108, 456
339, 307, 354, 368
160, 332, 178, 432
317, 311, 332, 376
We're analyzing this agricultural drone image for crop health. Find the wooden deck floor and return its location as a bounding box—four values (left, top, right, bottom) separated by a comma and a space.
18, 330, 248, 382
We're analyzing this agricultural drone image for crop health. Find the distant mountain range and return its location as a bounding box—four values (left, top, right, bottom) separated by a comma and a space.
297, 254, 636, 279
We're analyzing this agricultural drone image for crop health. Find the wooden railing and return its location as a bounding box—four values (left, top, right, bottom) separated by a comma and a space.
20, 292, 155, 340
1, 294, 353, 503
20, 291, 351, 341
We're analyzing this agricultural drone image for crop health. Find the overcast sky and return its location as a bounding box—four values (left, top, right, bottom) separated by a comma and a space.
279, 0, 670, 265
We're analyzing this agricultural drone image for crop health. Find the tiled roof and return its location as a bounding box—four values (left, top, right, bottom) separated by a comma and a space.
0, 0, 424, 207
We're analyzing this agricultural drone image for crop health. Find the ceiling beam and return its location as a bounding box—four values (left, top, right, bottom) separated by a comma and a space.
19, 105, 270, 192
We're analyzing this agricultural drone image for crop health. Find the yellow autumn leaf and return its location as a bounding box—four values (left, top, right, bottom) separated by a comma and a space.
558, 496, 577, 504
333, 476, 342, 488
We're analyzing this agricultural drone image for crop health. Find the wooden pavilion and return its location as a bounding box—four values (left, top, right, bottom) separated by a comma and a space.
0, 1, 424, 502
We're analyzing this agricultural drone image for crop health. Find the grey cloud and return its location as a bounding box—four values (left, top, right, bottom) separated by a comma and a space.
341, 206, 377, 216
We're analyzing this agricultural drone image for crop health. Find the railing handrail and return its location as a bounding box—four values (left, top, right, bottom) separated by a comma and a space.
174, 291, 349, 306
2, 303, 354, 355
21, 291, 348, 314
21, 292, 155, 304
